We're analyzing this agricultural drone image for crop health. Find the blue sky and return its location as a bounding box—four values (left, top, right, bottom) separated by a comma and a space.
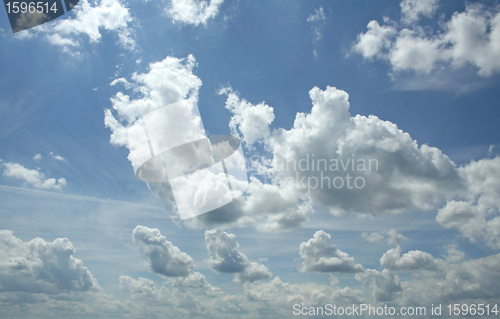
1, 0, 500, 318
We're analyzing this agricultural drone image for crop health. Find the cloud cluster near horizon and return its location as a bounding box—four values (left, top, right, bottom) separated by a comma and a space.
4, 227, 499, 318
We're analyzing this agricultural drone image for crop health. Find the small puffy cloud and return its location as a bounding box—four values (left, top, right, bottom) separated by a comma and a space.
132, 225, 195, 277
220, 88, 275, 147
361, 231, 385, 244
234, 261, 272, 284
386, 229, 408, 245
437, 156, 500, 249
380, 246, 437, 271
49, 152, 66, 161
400, 0, 439, 24
389, 29, 443, 74
205, 229, 245, 273
353, 20, 396, 59
353, 1, 500, 79
168, 0, 224, 26
205, 229, 271, 283
361, 229, 408, 245
0, 230, 100, 294
109, 77, 133, 89
33, 154, 42, 160
299, 230, 364, 273
19, 0, 135, 52
3, 162, 67, 190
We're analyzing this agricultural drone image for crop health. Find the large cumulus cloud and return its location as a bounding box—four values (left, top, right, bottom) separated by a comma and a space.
105, 55, 500, 251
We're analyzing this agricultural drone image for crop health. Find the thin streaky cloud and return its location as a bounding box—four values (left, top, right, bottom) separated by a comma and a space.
0, 185, 164, 211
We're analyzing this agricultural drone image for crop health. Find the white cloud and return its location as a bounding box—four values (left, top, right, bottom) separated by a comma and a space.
205, 229, 272, 283
3, 162, 67, 190
105, 54, 202, 149
355, 269, 402, 302
386, 229, 408, 245
220, 88, 275, 148
437, 156, 500, 249
122, 227, 226, 316
268, 86, 463, 217
167, 271, 222, 296
119, 276, 169, 301
307, 7, 326, 57
119, 274, 226, 317
353, 1, 500, 79
0, 230, 100, 294
19, 0, 135, 52
205, 229, 246, 273
33, 154, 42, 160
121, 273, 365, 318
353, 20, 396, 59
361, 231, 385, 244
400, 0, 439, 24
361, 229, 408, 245
299, 230, 364, 273
105, 58, 491, 237
234, 261, 272, 284
132, 225, 195, 277
49, 152, 66, 161
356, 245, 500, 305
307, 7, 325, 23
185, 85, 465, 231
380, 245, 437, 271
109, 77, 133, 89
168, 0, 224, 26
244, 276, 364, 316
394, 246, 500, 305
244, 178, 313, 233
389, 29, 443, 74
